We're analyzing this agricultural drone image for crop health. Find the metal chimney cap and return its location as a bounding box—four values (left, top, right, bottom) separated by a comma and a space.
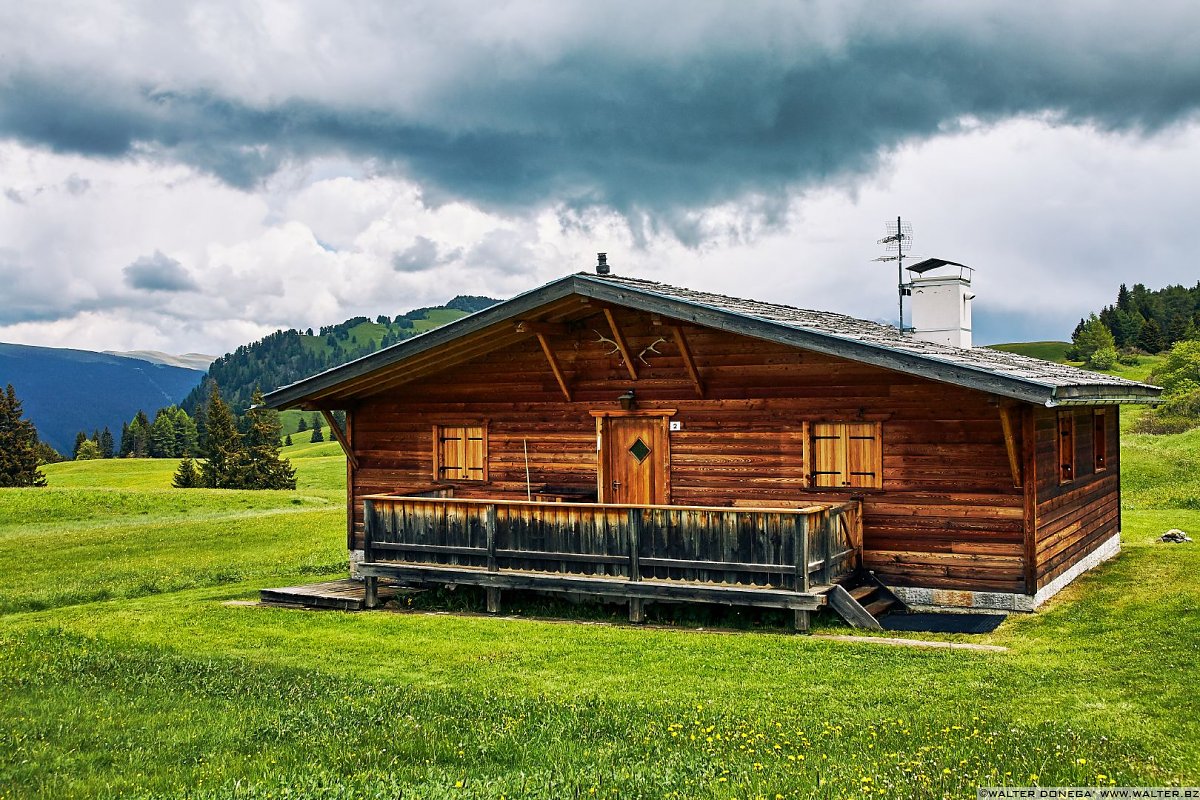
596, 252, 610, 275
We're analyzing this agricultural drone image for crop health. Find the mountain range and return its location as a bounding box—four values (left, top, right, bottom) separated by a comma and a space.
0, 344, 206, 455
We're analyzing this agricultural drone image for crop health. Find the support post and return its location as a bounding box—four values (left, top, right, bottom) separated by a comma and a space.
628, 508, 645, 623
485, 504, 498, 573
797, 514, 811, 593
999, 405, 1023, 489
320, 410, 359, 469
486, 588, 501, 614
793, 609, 810, 633
822, 512, 834, 585
670, 325, 705, 398
535, 333, 573, 401
603, 307, 639, 381
364, 576, 379, 609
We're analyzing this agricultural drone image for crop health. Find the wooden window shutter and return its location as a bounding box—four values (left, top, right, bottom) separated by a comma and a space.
434, 424, 487, 482
811, 423, 845, 487
1058, 412, 1075, 484
845, 423, 882, 489
811, 422, 882, 489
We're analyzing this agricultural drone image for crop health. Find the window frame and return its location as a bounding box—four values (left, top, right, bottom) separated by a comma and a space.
1093, 409, 1108, 472
432, 422, 489, 483
1057, 411, 1076, 484
809, 421, 883, 491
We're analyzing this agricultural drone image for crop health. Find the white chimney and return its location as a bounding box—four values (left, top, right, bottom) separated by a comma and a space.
906, 259, 974, 349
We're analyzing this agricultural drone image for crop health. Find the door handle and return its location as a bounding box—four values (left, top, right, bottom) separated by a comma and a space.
611, 480, 621, 490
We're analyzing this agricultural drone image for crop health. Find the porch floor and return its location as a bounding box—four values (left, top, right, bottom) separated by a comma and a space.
259, 578, 404, 611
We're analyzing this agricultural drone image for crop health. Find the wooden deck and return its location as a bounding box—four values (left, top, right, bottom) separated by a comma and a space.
361, 494, 862, 629
259, 579, 401, 611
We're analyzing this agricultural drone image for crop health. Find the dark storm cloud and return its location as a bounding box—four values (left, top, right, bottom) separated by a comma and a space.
3, 6, 1199, 230
123, 251, 198, 292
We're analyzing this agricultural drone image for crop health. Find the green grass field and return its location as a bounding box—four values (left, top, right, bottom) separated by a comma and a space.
0, 421, 1197, 797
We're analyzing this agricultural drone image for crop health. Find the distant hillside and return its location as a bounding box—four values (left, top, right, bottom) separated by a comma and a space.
104, 350, 216, 371
987, 341, 1073, 362
0, 344, 205, 455
183, 294, 498, 413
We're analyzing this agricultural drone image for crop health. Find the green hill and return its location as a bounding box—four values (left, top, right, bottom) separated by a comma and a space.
988, 340, 1073, 362
182, 295, 497, 414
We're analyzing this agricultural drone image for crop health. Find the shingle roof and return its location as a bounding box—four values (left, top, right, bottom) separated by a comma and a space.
263, 271, 1161, 409
586, 273, 1158, 398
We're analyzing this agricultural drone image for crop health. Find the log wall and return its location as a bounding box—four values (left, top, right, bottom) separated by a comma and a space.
1031, 406, 1121, 590
347, 307, 1035, 593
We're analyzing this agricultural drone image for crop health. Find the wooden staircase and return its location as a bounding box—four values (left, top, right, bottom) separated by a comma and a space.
824, 571, 903, 630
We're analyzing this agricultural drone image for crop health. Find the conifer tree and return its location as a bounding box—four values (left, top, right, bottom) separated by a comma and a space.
234, 389, 296, 490
172, 457, 199, 488
75, 440, 102, 460
0, 384, 47, 487
1138, 318, 1166, 353
73, 431, 88, 460
285, 433, 293, 446
100, 426, 115, 458
199, 384, 242, 488
310, 413, 324, 443
297, 416, 307, 432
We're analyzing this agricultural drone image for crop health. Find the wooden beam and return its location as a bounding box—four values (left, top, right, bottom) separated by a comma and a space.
603, 307, 639, 380
1021, 406, 1039, 594
535, 332, 572, 401
515, 320, 568, 336
670, 324, 704, 398
321, 410, 359, 470
999, 405, 1022, 489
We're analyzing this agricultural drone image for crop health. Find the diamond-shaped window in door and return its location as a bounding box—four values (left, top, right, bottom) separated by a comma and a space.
628, 437, 651, 463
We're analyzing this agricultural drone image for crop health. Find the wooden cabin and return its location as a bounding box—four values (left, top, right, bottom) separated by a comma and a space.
263, 269, 1160, 627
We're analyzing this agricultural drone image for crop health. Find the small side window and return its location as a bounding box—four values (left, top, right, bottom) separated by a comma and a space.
1093, 410, 1108, 472
433, 424, 487, 482
811, 422, 882, 489
1058, 412, 1075, 484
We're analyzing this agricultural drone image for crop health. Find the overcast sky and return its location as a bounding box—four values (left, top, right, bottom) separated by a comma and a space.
2, 1, 1199, 355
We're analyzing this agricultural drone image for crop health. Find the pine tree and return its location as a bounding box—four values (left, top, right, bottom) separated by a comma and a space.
172, 457, 199, 488
73, 431, 88, 460
310, 413, 324, 443
297, 416, 307, 432
234, 389, 297, 490
100, 426, 115, 459
1138, 318, 1167, 353
174, 410, 199, 457
0, 384, 48, 487
149, 408, 177, 457
285, 433, 293, 446
199, 384, 242, 489
118, 422, 131, 457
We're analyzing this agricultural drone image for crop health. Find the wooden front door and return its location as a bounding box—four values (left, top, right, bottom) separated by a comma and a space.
599, 415, 669, 505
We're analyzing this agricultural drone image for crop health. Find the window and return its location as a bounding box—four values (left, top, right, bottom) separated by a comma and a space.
433, 424, 487, 481
811, 422, 882, 489
1058, 412, 1075, 484
1093, 410, 1108, 472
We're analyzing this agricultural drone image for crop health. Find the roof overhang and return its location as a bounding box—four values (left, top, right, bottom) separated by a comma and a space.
262, 273, 1161, 410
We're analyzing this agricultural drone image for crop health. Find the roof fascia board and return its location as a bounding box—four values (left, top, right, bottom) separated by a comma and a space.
262, 276, 580, 409
571, 276, 1059, 406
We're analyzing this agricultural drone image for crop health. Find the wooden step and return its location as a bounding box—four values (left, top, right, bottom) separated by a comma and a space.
849, 585, 877, 602
864, 598, 896, 618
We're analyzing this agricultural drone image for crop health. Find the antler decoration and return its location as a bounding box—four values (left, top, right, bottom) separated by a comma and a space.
593, 329, 623, 363
638, 337, 667, 366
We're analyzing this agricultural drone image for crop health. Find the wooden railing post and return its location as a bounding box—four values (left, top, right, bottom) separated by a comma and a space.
795, 513, 810, 593
628, 508, 644, 623
822, 510, 835, 585
363, 500, 379, 609
484, 504, 500, 613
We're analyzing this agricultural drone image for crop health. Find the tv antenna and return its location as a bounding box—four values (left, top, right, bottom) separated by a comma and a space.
874, 216, 916, 331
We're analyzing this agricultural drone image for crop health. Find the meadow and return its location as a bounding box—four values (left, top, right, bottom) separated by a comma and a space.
0, 422, 1197, 798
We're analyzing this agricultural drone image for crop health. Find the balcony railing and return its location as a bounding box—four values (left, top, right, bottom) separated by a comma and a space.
359, 492, 861, 627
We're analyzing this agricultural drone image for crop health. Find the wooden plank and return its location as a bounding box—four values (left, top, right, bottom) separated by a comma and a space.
321, 410, 359, 469
603, 307, 639, 381
825, 584, 883, 630
358, 562, 826, 610
516, 320, 569, 336
535, 333, 573, 401
670, 325, 705, 398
